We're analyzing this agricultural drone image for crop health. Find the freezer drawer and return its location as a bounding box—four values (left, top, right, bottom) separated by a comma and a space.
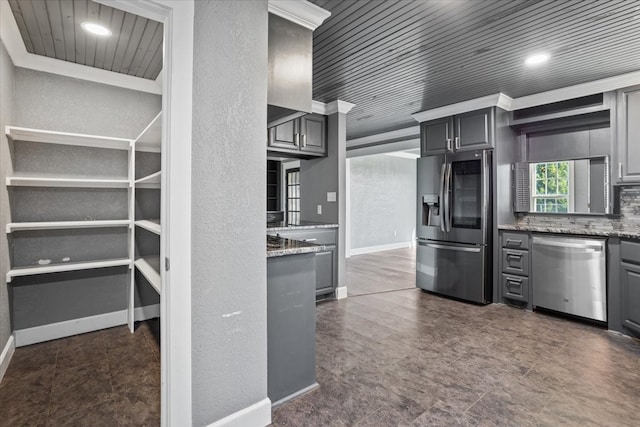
416, 240, 490, 304
532, 236, 607, 322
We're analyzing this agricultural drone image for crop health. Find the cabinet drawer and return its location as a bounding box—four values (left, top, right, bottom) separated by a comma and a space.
502, 249, 529, 276
502, 274, 529, 302
621, 240, 640, 264
269, 228, 337, 245
501, 232, 529, 250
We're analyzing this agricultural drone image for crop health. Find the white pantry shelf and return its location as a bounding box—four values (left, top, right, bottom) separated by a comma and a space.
6, 176, 130, 188
6, 258, 132, 283
134, 112, 162, 153
5, 126, 132, 150
135, 171, 161, 189
6, 219, 131, 234
134, 256, 161, 294
135, 219, 161, 235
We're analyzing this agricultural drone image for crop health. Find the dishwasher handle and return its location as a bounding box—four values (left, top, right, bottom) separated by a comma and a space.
533, 238, 603, 251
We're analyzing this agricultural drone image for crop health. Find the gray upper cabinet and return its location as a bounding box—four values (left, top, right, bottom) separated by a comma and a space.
456, 108, 493, 151
421, 108, 493, 156
420, 117, 453, 156
617, 85, 640, 182
268, 119, 299, 151
268, 114, 326, 157
299, 114, 326, 155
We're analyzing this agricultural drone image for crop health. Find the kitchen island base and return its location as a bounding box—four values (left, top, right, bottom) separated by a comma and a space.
267, 251, 317, 406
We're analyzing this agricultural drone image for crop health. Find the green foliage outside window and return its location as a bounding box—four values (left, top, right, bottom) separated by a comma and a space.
533, 162, 569, 213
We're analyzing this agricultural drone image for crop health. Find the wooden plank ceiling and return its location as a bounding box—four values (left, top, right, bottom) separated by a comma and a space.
8, 0, 163, 80
309, 0, 640, 139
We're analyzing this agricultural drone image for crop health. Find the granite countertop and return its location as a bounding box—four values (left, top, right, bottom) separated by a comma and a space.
267, 220, 339, 231
498, 224, 640, 239
266, 235, 326, 258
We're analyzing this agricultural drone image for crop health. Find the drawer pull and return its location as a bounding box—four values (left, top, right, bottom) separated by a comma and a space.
507, 277, 523, 285
506, 253, 523, 260
506, 239, 522, 246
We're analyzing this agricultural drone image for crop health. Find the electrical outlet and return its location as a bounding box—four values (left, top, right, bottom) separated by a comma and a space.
327, 192, 336, 202
317, 204, 322, 215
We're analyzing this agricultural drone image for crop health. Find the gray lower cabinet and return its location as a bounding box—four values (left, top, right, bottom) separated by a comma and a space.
620, 239, 640, 336
500, 231, 530, 305
267, 253, 317, 405
617, 85, 640, 182
268, 228, 338, 297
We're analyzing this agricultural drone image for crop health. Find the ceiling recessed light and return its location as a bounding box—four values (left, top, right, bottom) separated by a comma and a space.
81, 22, 112, 37
524, 53, 550, 66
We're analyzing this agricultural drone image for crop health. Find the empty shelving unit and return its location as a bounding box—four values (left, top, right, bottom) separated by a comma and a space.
4, 112, 162, 345
131, 112, 163, 331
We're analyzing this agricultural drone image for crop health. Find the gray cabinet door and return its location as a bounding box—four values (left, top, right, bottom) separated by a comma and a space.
315, 246, 335, 296
268, 119, 299, 150
455, 108, 493, 151
618, 86, 640, 182
300, 114, 326, 155
621, 261, 640, 335
421, 117, 454, 156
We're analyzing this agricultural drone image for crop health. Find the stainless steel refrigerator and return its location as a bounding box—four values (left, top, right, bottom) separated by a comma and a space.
416, 150, 492, 304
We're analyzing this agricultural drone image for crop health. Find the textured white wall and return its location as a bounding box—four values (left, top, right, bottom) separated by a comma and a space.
350, 154, 417, 249
190, 1, 268, 425
0, 40, 15, 354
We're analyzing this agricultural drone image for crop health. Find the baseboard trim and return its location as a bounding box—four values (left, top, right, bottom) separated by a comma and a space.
271, 382, 319, 409
14, 304, 160, 347
206, 398, 272, 427
335, 286, 348, 300
350, 241, 413, 256
0, 334, 16, 383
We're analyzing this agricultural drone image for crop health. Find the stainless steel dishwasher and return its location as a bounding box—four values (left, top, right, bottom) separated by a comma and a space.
532, 235, 607, 322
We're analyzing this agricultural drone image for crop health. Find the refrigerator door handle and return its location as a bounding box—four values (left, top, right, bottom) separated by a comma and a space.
439, 162, 447, 232
445, 162, 452, 232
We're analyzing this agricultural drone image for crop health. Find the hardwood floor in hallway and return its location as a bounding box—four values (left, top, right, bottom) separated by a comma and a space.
272, 249, 640, 426
346, 247, 416, 296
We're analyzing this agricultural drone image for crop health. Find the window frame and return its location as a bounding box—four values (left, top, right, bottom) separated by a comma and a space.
530, 160, 575, 213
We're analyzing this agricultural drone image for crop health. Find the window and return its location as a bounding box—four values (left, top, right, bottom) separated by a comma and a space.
286, 168, 300, 223
531, 161, 574, 213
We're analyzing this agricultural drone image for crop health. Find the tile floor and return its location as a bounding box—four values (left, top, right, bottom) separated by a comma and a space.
346, 247, 416, 296
272, 290, 640, 426
2, 248, 640, 427
0, 319, 160, 426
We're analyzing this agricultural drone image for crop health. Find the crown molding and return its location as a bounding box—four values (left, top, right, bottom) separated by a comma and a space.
510, 70, 640, 110
0, 0, 161, 95
348, 126, 420, 148
268, 0, 331, 31
312, 100, 356, 115
412, 93, 513, 123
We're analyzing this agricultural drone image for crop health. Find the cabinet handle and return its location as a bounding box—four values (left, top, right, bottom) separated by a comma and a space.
454, 136, 460, 150
302, 134, 307, 148
506, 239, 522, 246
506, 253, 522, 260
446, 138, 452, 151
619, 162, 623, 179
294, 133, 300, 147
507, 277, 523, 285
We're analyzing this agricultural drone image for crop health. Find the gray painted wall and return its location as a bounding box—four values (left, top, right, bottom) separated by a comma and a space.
350, 154, 417, 249
1, 40, 15, 354
191, 1, 268, 425
300, 142, 340, 223
5, 67, 161, 329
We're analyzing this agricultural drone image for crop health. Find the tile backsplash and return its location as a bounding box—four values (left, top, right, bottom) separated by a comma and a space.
517, 187, 640, 232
